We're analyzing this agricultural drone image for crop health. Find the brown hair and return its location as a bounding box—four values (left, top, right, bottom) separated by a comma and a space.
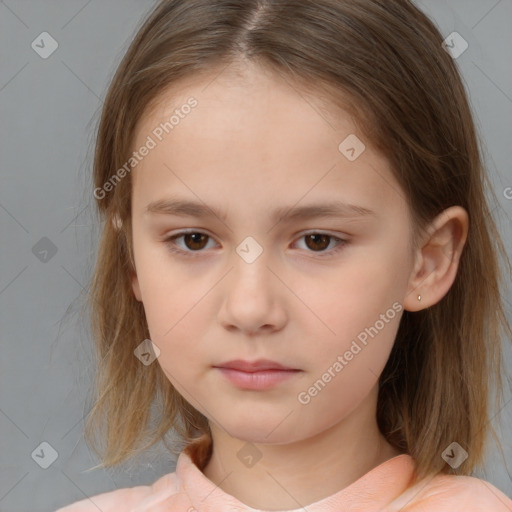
82, 0, 512, 488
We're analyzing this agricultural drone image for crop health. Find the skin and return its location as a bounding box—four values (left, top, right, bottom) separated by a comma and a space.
128, 60, 468, 509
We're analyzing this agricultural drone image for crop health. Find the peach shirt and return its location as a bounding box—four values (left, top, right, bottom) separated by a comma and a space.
56, 440, 512, 512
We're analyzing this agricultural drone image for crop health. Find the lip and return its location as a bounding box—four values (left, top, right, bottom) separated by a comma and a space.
213, 359, 298, 372
213, 359, 301, 390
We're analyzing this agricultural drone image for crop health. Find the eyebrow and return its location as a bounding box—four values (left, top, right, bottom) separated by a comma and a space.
145, 197, 376, 223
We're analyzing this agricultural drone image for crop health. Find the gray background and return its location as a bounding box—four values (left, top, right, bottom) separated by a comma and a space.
0, 1, 511, 510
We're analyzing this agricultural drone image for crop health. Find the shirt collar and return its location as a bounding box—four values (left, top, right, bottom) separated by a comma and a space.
175, 439, 416, 512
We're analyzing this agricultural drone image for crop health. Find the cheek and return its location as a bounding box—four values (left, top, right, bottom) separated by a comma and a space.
132, 248, 195, 342
301, 311, 401, 422
293, 245, 405, 379
299, 253, 403, 338
142, 279, 203, 342
139, 273, 207, 391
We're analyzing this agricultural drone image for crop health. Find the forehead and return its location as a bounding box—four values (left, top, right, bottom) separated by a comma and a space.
135, 61, 354, 147
129, 62, 408, 224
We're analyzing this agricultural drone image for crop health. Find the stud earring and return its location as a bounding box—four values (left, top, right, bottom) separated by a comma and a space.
417, 294, 421, 301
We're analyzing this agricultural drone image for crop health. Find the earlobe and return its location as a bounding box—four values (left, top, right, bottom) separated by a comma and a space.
113, 213, 141, 301
404, 206, 468, 312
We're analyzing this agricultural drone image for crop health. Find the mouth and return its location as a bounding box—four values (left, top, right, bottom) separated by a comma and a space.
212, 359, 302, 390
213, 359, 298, 372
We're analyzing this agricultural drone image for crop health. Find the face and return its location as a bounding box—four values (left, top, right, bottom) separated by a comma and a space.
129, 61, 415, 444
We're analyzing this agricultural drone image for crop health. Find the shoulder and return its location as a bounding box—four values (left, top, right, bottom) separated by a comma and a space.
387, 474, 512, 512
55, 472, 180, 512
54, 485, 152, 512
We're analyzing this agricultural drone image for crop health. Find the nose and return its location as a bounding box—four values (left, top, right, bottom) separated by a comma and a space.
218, 248, 287, 336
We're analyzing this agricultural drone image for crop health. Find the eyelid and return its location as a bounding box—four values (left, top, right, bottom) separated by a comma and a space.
164, 229, 219, 257
163, 229, 349, 258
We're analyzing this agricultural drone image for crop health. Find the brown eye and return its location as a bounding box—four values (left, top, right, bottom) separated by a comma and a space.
164, 230, 347, 259
164, 231, 216, 256
294, 232, 348, 258
304, 234, 331, 252
181, 232, 209, 250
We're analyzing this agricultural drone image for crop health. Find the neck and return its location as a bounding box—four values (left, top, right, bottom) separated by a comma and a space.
201, 386, 402, 510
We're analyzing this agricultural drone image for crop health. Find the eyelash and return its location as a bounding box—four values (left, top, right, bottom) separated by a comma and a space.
163, 230, 348, 259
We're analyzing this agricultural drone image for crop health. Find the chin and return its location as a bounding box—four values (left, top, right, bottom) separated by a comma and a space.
217, 415, 309, 445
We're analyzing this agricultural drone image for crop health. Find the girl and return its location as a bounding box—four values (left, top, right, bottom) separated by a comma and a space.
57, 0, 512, 510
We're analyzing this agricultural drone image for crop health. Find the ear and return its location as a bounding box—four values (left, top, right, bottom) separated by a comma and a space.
111, 213, 142, 302
404, 206, 468, 311
131, 270, 142, 302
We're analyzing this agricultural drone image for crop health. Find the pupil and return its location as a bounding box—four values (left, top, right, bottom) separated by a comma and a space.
307, 234, 329, 251
186, 233, 207, 250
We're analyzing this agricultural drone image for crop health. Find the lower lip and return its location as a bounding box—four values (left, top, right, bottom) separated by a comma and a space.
215, 368, 301, 390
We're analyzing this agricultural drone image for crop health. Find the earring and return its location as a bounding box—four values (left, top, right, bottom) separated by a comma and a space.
417, 294, 421, 301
